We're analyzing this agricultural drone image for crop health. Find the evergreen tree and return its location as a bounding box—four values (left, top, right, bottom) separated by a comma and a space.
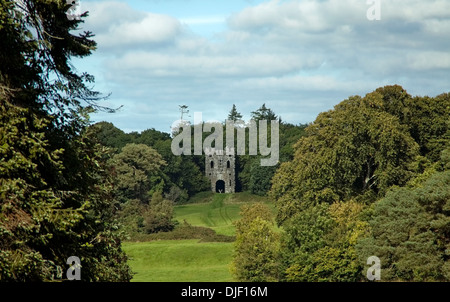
251, 103, 277, 122
0, 0, 132, 281
228, 104, 243, 122
356, 170, 449, 281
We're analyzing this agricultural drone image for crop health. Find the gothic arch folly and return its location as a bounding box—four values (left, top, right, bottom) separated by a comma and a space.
205, 148, 235, 193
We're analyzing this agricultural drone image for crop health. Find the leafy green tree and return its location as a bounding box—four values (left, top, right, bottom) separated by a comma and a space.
138, 127, 171, 146
281, 204, 333, 281
0, 0, 132, 281
116, 199, 146, 236
91, 122, 131, 151
231, 204, 280, 281
282, 201, 368, 282
0, 101, 133, 281
117, 192, 175, 237
143, 192, 175, 233
154, 139, 210, 197
94, 123, 209, 199
243, 122, 306, 196
248, 157, 277, 196
111, 143, 166, 203
373, 86, 449, 162
278, 123, 307, 162
270, 89, 419, 224
164, 185, 189, 204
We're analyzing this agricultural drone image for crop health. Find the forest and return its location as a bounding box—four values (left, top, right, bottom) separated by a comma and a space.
1, 0, 449, 282
244, 85, 450, 282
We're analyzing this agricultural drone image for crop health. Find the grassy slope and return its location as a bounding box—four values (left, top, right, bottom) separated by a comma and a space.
123, 240, 234, 282
123, 192, 273, 282
174, 192, 273, 236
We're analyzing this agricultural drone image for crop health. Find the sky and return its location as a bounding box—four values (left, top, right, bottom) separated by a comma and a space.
72, 0, 450, 133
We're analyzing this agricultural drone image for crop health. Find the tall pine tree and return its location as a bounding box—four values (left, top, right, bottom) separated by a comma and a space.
228, 104, 243, 122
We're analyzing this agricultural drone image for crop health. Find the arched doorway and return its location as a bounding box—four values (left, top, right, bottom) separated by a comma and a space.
215, 180, 225, 193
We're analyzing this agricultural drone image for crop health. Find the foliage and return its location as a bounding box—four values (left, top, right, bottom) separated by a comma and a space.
156, 140, 209, 197
231, 203, 280, 282
356, 167, 449, 281
282, 201, 368, 282
248, 158, 277, 196
251, 103, 278, 122
0, 100, 132, 281
228, 104, 243, 122
233, 108, 305, 194
116, 192, 176, 236
116, 199, 146, 236
93, 123, 210, 199
94, 102, 305, 197
110, 143, 166, 203
164, 185, 189, 204
270, 87, 424, 224
278, 123, 307, 162
143, 192, 175, 234
270, 85, 448, 283
0, 0, 132, 281
91, 122, 131, 151
373, 86, 450, 162
129, 221, 235, 242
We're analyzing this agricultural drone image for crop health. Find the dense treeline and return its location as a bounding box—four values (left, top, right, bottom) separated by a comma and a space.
232, 85, 449, 282
92, 104, 307, 200
91, 104, 307, 238
92, 122, 208, 203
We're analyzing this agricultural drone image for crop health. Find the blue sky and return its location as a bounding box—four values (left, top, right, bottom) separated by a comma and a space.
73, 0, 450, 133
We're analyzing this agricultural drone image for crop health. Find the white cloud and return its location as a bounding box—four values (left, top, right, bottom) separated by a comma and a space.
235, 75, 371, 92
228, 0, 366, 33
83, 2, 182, 49
82, 1, 146, 33
78, 0, 450, 132
102, 13, 181, 46
106, 51, 322, 79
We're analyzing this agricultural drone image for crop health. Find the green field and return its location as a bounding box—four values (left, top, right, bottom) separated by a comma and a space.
174, 192, 274, 235
174, 194, 240, 236
123, 240, 234, 282
123, 192, 273, 282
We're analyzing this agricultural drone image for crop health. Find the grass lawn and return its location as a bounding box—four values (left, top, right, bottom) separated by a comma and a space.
174, 192, 274, 236
123, 240, 234, 282
122, 192, 276, 282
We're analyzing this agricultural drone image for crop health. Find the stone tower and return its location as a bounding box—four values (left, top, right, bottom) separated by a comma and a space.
205, 147, 235, 193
